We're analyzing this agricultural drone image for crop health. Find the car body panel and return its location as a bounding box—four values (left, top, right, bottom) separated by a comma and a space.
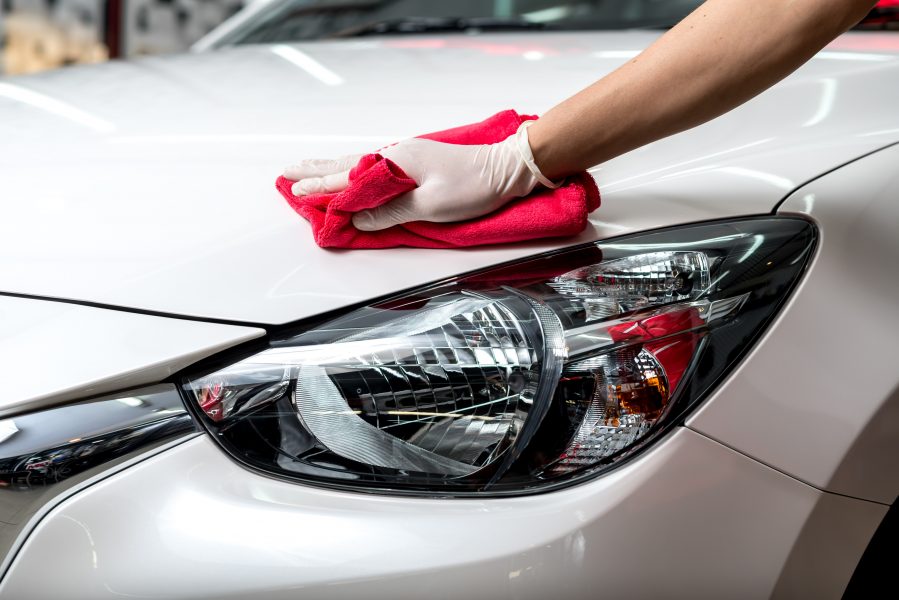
770, 489, 889, 598
0, 429, 885, 599
688, 142, 899, 505
2, 32, 899, 324
0, 295, 264, 416
2, 23, 898, 598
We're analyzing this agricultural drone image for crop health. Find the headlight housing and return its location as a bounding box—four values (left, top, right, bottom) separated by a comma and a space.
182, 217, 815, 496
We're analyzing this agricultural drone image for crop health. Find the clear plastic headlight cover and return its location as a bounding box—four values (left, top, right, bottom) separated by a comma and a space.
182, 218, 816, 495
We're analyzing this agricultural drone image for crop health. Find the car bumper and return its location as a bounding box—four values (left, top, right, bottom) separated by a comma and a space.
0, 425, 883, 599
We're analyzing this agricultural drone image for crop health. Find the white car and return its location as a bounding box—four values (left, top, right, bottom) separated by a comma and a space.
0, 1, 897, 598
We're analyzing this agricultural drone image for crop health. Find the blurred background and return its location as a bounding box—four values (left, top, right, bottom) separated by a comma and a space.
3, 0, 897, 76
0, 0, 248, 75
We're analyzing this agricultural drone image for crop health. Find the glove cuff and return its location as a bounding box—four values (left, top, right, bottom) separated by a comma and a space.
515, 120, 563, 189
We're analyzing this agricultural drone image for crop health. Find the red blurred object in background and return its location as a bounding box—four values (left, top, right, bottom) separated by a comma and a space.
861, 0, 899, 27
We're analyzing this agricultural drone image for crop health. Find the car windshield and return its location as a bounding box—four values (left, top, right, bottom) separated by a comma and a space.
221, 0, 707, 45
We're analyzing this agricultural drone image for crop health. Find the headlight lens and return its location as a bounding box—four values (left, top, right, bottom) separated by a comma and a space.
183, 217, 815, 495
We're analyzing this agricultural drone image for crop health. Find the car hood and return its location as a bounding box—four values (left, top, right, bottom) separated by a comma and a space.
2, 31, 899, 325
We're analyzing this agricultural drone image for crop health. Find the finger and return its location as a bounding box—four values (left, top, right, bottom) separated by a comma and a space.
352, 188, 424, 231
291, 170, 351, 195
283, 154, 362, 181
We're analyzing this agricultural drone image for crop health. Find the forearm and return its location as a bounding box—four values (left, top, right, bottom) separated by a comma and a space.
528, 0, 878, 180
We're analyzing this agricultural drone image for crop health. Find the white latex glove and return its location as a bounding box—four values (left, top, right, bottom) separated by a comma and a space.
282, 123, 558, 231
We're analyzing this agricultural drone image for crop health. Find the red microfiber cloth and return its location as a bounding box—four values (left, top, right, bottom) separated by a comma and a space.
275, 109, 600, 249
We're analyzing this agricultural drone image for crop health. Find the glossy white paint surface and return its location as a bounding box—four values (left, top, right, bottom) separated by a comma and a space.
771, 490, 887, 598
0, 296, 263, 416
2, 32, 899, 324
0, 428, 884, 599
1, 24, 897, 597
689, 143, 899, 504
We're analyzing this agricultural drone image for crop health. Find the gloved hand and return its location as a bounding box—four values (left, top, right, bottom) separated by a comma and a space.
283, 123, 558, 231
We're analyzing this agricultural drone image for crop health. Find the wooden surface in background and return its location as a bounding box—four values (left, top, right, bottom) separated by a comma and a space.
0, 0, 244, 75
2, 13, 108, 75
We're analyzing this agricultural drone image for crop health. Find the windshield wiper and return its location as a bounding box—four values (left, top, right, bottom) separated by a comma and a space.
330, 16, 547, 38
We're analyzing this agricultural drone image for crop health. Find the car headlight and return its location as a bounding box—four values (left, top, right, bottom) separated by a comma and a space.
182, 217, 815, 496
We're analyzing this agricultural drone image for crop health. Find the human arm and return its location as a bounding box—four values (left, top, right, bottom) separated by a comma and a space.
527, 0, 879, 179
285, 0, 878, 231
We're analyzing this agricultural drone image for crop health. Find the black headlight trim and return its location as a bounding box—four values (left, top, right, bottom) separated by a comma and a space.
176, 216, 818, 498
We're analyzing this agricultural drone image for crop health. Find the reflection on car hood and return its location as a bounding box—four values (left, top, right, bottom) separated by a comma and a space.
1, 31, 898, 325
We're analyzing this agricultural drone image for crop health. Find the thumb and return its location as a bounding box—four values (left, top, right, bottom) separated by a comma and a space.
352, 188, 425, 231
